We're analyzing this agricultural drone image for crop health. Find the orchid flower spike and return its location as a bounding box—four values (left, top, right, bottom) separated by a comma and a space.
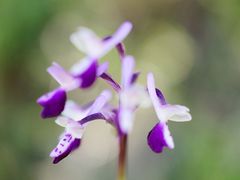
50, 90, 113, 163
147, 73, 192, 153
36, 60, 109, 119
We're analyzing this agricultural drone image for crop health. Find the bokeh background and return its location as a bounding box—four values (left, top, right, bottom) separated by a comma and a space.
1, 0, 240, 179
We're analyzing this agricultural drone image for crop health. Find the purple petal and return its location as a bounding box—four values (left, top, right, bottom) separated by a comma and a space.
76, 60, 98, 88
37, 88, 67, 118
100, 73, 121, 92
50, 133, 81, 164
147, 122, 174, 153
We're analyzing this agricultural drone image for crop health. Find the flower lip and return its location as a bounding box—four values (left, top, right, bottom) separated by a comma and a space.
37, 88, 67, 118
147, 122, 174, 153
50, 133, 81, 164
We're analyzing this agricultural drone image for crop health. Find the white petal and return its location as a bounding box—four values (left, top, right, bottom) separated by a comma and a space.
147, 73, 164, 120
121, 55, 135, 89
62, 100, 89, 121
70, 27, 103, 57
88, 90, 112, 114
66, 125, 84, 139
120, 84, 151, 108
55, 116, 71, 128
70, 57, 93, 76
160, 104, 192, 122
101, 22, 133, 58
163, 123, 175, 149
119, 108, 134, 134
47, 62, 80, 91
97, 62, 109, 76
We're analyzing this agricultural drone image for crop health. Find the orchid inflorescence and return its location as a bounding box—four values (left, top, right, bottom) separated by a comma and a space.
37, 21, 192, 166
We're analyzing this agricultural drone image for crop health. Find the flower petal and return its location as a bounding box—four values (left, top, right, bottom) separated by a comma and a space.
103, 36, 125, 59
120, 84, 151, 108
147, 122, 174, 153
50, 133, 81, 164
121, 55, 135, 89
119, 107, 134, 134
101, 21, 132, 58
55, 116, 70, 127
161, 104, 192, 122
71, 59, 98, 88
47, 62, 80, 91
147, 73, 164, 120
88, 90, 112, 114
62, 100, 89, 121
66, 125, 84, 139
97, 62, 109, 76
70, 27, 103, 57
37, 88, 66, 118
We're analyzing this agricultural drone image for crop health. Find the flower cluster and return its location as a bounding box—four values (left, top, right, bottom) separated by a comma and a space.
37, 21, 192, 164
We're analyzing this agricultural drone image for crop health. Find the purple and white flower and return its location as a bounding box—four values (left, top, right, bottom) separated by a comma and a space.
118, 56, 151, 134
147, 73, 192, 153
70, 21, 132, 59
50, 90, 113, 163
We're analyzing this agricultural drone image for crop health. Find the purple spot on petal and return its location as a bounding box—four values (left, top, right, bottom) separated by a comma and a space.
53, 138, 81, 164
37, 88, 67, 119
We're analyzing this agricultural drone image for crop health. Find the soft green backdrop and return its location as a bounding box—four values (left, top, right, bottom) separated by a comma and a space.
0, 0, 240, 179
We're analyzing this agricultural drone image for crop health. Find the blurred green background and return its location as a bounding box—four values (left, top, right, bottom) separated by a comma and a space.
1, 0, 240, 179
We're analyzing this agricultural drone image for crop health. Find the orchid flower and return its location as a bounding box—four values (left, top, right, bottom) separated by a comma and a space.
68, 21, 132, 86
70, 21, 132, 59
37, 61, 108, 118
147, 73, 192, 153
50, 90, 113, 163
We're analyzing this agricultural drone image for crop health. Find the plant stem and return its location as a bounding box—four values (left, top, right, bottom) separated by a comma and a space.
117, 134, 128, 180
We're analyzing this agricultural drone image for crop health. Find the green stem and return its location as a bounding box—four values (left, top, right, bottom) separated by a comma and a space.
117, 134, 128, 180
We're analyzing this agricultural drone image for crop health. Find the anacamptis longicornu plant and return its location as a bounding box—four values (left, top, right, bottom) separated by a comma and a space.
37, 21, 192, 180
